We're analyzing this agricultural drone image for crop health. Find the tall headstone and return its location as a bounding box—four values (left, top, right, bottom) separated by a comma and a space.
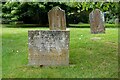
48, 6, 66, 30
28, 6, 69, 66
115, 18, 119, 25
89, 9, 105, 34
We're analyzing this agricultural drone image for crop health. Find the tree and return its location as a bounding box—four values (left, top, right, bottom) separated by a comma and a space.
2, 2, 118, 24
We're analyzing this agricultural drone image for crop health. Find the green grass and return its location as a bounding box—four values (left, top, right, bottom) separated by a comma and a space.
2, 26, 118, 78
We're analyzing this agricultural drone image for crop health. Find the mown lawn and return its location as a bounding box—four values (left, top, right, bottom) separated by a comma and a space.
2, 26, 118, 78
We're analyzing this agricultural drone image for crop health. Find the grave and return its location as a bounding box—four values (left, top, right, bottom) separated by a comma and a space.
48, 6, 66, 30
115, 18, 119, 25
28, 6, 69, 66
89, 9, 105, 34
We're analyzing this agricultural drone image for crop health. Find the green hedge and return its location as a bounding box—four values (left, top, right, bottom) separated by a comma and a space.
2, 23, 118, 28
2, 24, 48, 28
68, 24, 118, 28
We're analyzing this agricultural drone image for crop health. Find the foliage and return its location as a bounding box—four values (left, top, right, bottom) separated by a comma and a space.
2, 2, 118, 24
68, 23, 117, 28
118, 2, 120, 21
2, 2, 19, 21
66, 2, 118, 24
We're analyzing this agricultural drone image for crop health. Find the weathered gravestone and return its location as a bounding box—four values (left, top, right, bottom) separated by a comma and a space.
48, 6, 66, 30
115, 18, 119, 25
89, 9, 105, 34
28, 6, 69, 66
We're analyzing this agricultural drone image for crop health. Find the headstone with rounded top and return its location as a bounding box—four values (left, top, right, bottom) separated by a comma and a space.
48, 6, 66, 30
89, 9, 105, 34
115, 18, 119, 25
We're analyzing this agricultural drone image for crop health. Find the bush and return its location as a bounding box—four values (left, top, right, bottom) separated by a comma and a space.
67, 11, 89, 24
69, 24, 117, 28
9, 21, 24, 24
1, 18, 11, 24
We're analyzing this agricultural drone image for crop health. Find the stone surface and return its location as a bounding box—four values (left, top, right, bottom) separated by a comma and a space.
48, 6, 66, 30
89, 9, 105, 34
28, 30, 69, 66
115, 18, 119, 25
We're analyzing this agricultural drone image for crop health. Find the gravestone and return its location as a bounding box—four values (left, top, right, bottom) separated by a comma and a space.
115, 18, 119, 25
48, 6, 66, 30
28, 6, 69, 66
89, 9, 105, 34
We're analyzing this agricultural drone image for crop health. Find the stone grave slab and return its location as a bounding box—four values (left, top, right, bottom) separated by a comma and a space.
28, 30, 69, 66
